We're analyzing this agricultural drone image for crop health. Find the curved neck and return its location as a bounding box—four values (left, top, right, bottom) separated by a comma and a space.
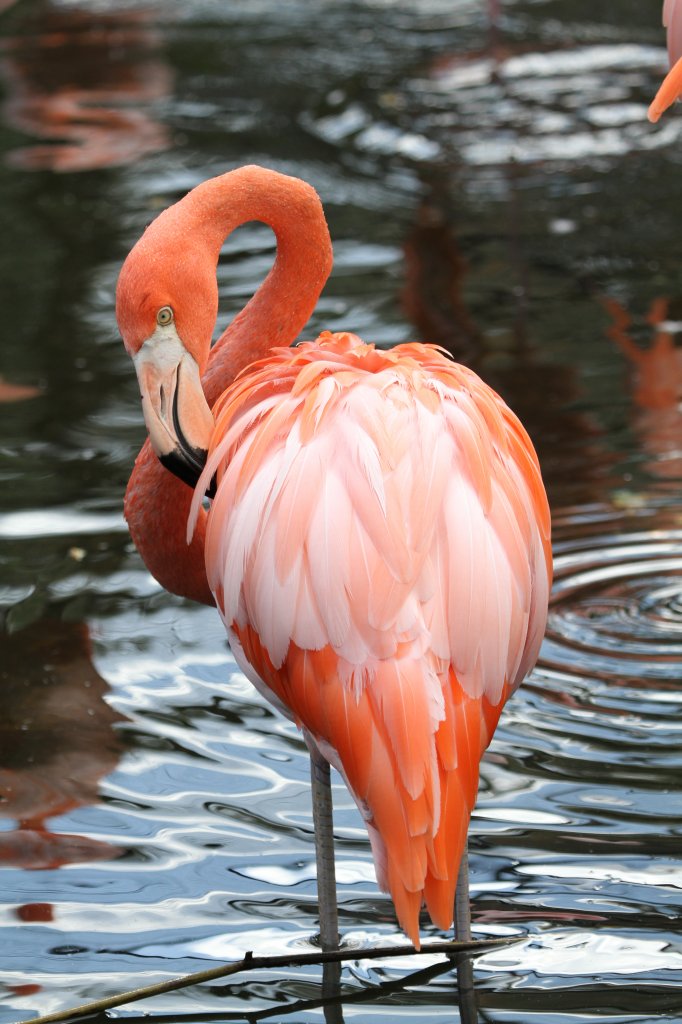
126, 166, 333, 603
161, 165, 333, 398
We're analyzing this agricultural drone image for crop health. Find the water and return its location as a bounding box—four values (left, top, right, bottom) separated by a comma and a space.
0, 0, 681, 1020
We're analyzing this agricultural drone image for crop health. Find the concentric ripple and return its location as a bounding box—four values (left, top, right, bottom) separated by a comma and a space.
543, 528, 682, 681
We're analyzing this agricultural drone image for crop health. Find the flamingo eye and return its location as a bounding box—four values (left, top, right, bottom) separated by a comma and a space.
157, 306, 174, 327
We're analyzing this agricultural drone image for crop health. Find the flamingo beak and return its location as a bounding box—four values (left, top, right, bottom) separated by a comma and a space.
133, 331, 215, 490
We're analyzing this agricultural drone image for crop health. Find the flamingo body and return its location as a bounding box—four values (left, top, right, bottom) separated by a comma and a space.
649, 0, 682, 121
187, 331, 550, 942
117, 165, 551, 947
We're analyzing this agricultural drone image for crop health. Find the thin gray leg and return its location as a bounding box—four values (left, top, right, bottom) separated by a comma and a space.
455, 842, 478, 1024
308, 739, 340, 951
455, 842, 472, 942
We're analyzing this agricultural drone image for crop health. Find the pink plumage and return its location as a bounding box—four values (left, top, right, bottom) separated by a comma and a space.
664, 0, 682, 62
188, 331, 551, 943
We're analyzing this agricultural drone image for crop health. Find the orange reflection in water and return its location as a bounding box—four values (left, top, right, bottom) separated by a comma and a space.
0, 619, 126, 999
603, 296, 682, 480
0, 3, 172, 171
402, 194, 480, 369
0, 377, 40, 402
0, 619, 124, 870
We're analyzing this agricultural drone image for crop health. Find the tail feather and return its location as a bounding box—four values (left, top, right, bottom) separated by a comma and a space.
231, 626, 497, 945
423, 771, 470, 930
387, 866, 423, 947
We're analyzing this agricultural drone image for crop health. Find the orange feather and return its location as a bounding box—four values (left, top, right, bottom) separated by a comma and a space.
192, 332, 551, 945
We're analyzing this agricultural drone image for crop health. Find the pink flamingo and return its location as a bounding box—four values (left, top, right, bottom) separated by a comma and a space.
117, 165, 551, 949
649, 1, 682, 121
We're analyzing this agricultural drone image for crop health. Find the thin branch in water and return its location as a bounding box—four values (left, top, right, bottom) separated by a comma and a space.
19, 935, 517, 1024
112, 956, 460, 1024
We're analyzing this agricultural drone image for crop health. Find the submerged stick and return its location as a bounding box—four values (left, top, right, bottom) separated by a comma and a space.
118, 954, 466, 1024
20, 935, 516, 1024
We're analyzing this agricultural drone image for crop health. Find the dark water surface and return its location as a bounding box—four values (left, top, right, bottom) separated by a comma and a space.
0, 1, 681, 1021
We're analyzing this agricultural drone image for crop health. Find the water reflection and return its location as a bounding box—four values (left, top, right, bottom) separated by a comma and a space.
604, 294, 682, 481
0, 618, 124, 868
0, 377, 40, 403
402, 182, 480, 367
0, 1, 171, 172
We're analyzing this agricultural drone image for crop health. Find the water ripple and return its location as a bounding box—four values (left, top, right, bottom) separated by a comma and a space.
544, 529, 682, 681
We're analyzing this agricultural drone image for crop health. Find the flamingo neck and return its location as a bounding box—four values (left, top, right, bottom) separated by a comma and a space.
164, 165, 333, 393
125, 165, 333, 604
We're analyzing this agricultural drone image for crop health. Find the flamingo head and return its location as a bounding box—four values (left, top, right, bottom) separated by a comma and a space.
116, 214, 217, 490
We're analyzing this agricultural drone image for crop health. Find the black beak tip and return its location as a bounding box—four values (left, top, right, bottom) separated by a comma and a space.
160, 446, 216, 498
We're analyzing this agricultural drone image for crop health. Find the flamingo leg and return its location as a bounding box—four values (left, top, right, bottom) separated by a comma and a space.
454, 842, 472, 942
307, 737, 340, 951
455, 843, 478, 1023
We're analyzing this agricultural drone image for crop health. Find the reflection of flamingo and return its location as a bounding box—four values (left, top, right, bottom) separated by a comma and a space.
0, 3, 171, 171
0, 377, 40, 402
603, 295, 682, 479
402, 191, 480, 369
649, 1, 682, 122
0, 620, 124, 870
0, 619, 124, 1001
117, 165, 552, 948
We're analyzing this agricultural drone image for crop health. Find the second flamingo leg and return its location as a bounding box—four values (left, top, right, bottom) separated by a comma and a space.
455, 842, 472, 942
307, 737, 343, 1022
455, 842, 478, 1024
307, 735, 340, 951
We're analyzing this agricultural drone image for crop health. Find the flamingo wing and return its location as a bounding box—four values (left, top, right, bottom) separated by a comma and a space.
189, 332, 551, 944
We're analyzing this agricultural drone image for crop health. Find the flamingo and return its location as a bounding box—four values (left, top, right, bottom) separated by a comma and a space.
649, 0, 682, 121
117, 165, 551, 950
